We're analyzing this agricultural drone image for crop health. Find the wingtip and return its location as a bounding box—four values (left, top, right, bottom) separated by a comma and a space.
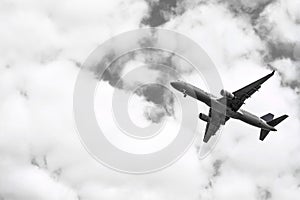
267, 64, 275, 75
271, 70, 275, 75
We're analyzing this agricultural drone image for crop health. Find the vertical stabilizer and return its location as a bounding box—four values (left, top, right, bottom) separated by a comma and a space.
261, 113, 274, 122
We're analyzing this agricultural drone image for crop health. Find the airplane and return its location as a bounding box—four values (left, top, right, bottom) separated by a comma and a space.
170, 70, 288, 143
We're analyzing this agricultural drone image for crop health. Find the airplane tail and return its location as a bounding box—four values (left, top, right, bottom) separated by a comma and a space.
259, 114, 289, 141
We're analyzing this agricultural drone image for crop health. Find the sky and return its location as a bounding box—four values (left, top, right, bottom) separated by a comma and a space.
0, 0, 300, 200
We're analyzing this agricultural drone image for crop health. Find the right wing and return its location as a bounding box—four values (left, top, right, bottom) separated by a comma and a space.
227, 70, 275, 111
203, 109, 225, 143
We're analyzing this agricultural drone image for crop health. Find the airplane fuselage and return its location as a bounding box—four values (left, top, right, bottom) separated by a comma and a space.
170, 81, 276, 131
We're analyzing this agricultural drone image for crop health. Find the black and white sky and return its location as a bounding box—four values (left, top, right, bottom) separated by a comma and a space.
0, 0, 300, 199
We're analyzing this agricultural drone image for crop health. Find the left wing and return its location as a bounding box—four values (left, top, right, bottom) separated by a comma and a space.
203, 109, 224, 143
227, 70, 275, 111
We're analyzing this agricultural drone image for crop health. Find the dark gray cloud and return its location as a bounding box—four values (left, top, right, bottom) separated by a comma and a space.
213, 0, 300, 92
223, 0, 274, 22
30, 154, 63, 182
19, 89, 29, 99
141, 0, 178, 27
94, 51, 121, 87
212, 159, 223, 177
30, 155, 48, 169
91, 46, 194, 123
136, 84, 175, 122
267, 42, 295, 61
136, 84, 170, 106
277, 68, 300, 91
257, 187, 272, 200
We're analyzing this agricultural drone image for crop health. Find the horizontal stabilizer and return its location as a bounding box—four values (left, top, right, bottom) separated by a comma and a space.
261, 113, 274, 122
267, 115, 289, 127
260, 129, 270, 141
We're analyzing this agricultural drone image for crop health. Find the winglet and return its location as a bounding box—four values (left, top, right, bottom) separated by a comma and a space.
267, 64, 275, 75
270, 70, 275, 76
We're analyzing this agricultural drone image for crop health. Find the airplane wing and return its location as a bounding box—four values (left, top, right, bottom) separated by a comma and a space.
203, 108, 224, 143
227, 70, 275, 111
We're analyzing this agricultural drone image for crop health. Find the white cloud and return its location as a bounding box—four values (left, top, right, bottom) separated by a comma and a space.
164, 3, 264, 68
1, 0, 300, 200
161, 0, 300, 199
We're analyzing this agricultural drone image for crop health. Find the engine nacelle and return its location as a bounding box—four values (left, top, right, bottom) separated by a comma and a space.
220, 89, 234, 99
199, 113, 210, 122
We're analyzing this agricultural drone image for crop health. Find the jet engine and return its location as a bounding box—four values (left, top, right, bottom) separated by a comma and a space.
220, 89, 234, 99
199, 113, 210, 122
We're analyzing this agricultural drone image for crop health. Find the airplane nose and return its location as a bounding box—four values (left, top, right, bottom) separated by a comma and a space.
171, 81, 186, 92
170, 81, 180, 90
170, 82, 176, 88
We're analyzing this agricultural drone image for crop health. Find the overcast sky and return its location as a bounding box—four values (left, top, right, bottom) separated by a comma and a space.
0, 0, 300, 200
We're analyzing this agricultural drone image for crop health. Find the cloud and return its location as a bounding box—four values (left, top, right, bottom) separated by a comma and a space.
160, 0, 300, 199
141, 0, 178, 27
1, 0, 300, 200
0, 0, 203, 200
